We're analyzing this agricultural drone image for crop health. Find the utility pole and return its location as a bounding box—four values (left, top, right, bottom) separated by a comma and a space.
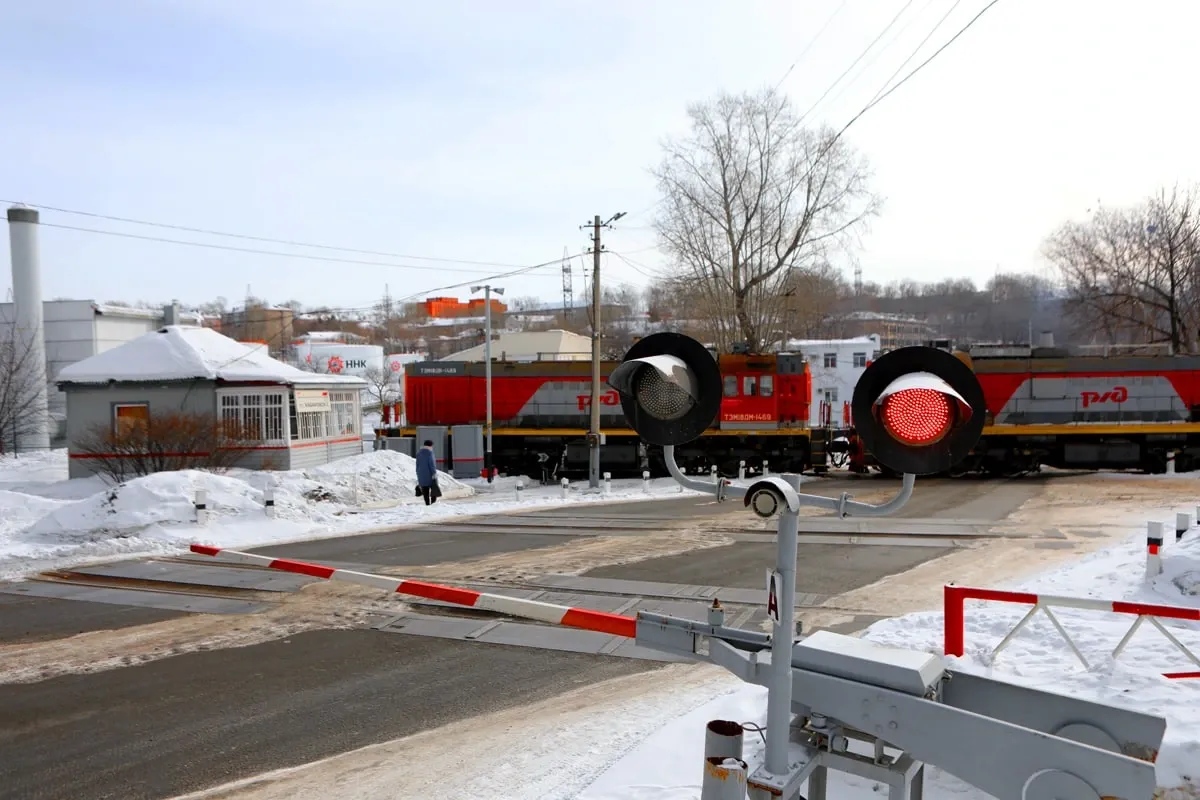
581, 212, 625, 489
471, 284, 504, 484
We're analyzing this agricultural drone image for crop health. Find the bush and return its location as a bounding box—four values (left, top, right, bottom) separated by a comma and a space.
74, 410, 257, 483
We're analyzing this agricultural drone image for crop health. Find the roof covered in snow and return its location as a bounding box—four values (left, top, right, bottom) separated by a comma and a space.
56, 325, 366, 386
441, 329, 593, 361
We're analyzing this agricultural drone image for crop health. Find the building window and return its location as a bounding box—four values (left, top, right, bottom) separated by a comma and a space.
822, 388, 838, 404
823, 353, 837, 369
113, 403, 149, 435
723, 375, 738, 397
330, 391, 360, 436
852, 352, 867, 368
218, 390, 287, 443
759, 374, 774, 397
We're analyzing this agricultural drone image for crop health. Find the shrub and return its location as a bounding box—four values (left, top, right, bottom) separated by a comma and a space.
74, 410, 257, 483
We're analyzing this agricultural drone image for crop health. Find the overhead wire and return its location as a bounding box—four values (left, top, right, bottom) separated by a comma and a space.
772, 0, 850, 91
30, 221, 562, 276
0, 199, 543, 270
797, 0, 917, 125
864, 0, 965, 108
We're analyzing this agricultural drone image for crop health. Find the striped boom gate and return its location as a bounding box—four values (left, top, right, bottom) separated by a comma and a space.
943, 584, 1200, 679
189, 545, 636, 638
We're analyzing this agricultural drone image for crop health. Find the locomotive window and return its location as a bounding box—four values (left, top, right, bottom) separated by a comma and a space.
723, 375, 738, 397
742, 376, 758, 396
760, 375, 774, 397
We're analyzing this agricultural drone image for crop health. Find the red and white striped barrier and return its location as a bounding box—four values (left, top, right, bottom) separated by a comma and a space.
189, 544, 636, 638
943, 585, 1200, 679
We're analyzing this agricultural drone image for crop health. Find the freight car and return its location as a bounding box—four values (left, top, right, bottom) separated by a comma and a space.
392, 353, 843, 480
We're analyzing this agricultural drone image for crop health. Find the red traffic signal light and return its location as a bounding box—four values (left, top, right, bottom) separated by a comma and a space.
852, 348, 984, 476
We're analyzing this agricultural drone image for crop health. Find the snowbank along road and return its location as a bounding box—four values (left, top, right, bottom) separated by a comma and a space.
0, 472, 1127, 800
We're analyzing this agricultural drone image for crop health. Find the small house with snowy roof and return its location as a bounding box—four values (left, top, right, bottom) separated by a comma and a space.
56, 325, 367, 479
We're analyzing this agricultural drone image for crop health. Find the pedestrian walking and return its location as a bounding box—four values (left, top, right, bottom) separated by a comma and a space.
415, 440, 441, 505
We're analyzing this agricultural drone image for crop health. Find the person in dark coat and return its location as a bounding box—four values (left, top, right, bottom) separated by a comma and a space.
415, 440, 440, 505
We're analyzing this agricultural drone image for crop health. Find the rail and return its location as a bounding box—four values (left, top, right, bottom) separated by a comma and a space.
943, 584, 1200, 679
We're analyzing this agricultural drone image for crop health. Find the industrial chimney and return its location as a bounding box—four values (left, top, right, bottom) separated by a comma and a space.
7, 206, 50, 452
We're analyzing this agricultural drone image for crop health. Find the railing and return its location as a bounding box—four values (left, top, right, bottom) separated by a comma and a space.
943, 584, 1200, 679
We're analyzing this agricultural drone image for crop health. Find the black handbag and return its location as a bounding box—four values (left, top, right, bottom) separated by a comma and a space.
415, 485, 423, 497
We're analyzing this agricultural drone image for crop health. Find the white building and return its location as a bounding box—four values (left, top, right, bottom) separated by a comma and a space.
0, 299, 202, 442
785, 335, 881, 427
441, 330, 592, 362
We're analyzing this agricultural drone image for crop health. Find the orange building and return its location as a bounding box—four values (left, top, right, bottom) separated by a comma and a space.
421, 296, 507, 318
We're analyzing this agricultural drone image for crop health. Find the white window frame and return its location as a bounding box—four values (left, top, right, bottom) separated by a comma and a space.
823, 352, 837, 369
852, 352, 867, 368
216, 388, 289, 445
329, 390, 361, 437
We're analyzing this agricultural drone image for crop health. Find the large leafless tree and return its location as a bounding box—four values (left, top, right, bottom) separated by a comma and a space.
0, 320, 49, 454
651, 87, 881, 353
1044, 185, 1200, 353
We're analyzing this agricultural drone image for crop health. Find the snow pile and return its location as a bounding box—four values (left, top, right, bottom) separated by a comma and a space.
300, 449, 471, 506
578, 524, 1200, 798
0, 449, 702, 581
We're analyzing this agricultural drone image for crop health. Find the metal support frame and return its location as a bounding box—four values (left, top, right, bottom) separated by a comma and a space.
638, 445, 1166, 800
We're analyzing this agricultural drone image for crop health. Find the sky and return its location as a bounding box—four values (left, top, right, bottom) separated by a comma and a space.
3, 0, 1200, 314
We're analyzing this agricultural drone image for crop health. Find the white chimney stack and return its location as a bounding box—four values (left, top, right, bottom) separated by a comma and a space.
7, 206, 50, 452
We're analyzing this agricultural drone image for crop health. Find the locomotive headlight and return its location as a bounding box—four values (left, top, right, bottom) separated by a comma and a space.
608, 333, 722, 447
852, 347, 985, 476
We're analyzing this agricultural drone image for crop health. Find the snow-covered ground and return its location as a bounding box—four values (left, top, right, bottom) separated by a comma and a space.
168, 476, 1200, 800
0, 449, 703, 581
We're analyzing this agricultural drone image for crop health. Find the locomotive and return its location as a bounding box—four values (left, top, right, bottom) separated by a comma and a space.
388, 338, 1200, 479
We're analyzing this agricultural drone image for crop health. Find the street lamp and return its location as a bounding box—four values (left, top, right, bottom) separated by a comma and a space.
470, 284, 504, 483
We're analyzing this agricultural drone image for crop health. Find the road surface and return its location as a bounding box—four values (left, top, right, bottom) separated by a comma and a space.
0, 474, 1049, 800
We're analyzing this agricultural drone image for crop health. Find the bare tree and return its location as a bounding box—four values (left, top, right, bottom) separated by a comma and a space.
360, 366, 399, 411
651, 87, 881, 353
0, 320, 49, 454
1044, 185, 1200, 353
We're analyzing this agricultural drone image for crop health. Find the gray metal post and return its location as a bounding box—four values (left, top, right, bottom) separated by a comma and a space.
588, 215, 602, 489
765, 473, 801, 777
485, 287, 493, 482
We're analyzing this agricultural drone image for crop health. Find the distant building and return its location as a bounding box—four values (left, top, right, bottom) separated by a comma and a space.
220, 304, 295, 358
421, 296, 507, 318
839, 311, 933, 351
441, 330, 593, 362
56, 325, 365, 479
784, 335, 882, 427
0, 299, 203, 444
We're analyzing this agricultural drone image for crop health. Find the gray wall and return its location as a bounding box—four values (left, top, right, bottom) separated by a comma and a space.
65, 382, 216, 478
286, 437, 362, 470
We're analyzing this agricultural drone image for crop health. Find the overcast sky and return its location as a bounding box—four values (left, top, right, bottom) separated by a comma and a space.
3, 0, 1198, 313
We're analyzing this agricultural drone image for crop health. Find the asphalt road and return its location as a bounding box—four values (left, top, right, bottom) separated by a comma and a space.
0, 474, 1044, 800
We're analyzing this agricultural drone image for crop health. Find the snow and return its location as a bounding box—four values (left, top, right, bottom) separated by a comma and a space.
0, 449, 703, 581
54, 324, 362, 385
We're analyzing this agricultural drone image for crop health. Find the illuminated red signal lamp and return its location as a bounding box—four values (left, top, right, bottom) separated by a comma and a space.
852, 348, 985, 476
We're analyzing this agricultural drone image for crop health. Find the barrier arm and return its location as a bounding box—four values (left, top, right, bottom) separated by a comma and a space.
190, 544, 636, 638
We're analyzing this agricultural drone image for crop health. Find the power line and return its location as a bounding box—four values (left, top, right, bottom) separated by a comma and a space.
773, 0, 850, 91
798, 0, 917, 125
865, 0, 964, 108
816, 0, 941, 116
1, 199, 542, 270
34, 221, 563, 276
834, 0, 1002, 140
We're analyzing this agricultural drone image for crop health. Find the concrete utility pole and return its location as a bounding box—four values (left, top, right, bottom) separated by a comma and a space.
471, 284, 504, 484
583, 211, 625, 489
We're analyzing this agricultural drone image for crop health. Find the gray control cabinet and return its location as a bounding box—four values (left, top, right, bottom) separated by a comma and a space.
450, 425, 484, 479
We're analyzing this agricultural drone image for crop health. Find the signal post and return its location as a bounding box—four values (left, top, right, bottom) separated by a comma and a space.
607, 333, 1166, 800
